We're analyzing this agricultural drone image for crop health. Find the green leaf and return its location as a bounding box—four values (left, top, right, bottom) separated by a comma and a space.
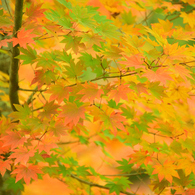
117, 158, 133, 173
79, 67, 96, 81
76, 166, 90, 177
4, 177, 24, 193
70, 6, 96, 29
42, 167, 59, 177
9, 104, 31, 121
121, 11, 136, 25
57, 0, 72, 9
16, 45, 37, 65
79, 53, 100, 67
59, 164, 71, 177
149, 82, 166, 99
121, 106, 135, 119
140, 112, 157, 123
95, 22, 121, 40
108, 99, 123, 109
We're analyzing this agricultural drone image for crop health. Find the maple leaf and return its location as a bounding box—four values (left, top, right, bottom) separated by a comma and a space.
78, 82, 103, 103
148, 82, 166, 99
9, 104, 31, 121
143, 68, 173, 86
50, 120, 69, 137
12, 29, 36, 48
81, 32, 103, 47
180, 11, 195, 28
39, 101, 59, 119
31, 69, 56, 89
178, 158, 195, 176
108, 84, 132, 104
9, 148, 36, 165
11, 164, 43, 185
0, 38, 12, 47
61, 35, 85, 54
58, 102, 85, 125
0, 159, 11, 176
118, 54, 145, 69
37, 133, 58, 154
152, 160, 179, 183
173, 64, 193, 81
129, 150, 152, 167
1, 131, 27, 150
26, 3, 47, 21
16, 45, 37, 65
47, 84, 70, 104
100, 112, 126, 135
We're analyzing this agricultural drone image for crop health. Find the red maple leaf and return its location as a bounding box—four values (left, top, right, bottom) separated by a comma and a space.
11, 164, 43, 185
12, 29, 36, 48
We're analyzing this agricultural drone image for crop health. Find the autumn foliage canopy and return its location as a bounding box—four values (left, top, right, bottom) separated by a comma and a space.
1, 0, 195, 194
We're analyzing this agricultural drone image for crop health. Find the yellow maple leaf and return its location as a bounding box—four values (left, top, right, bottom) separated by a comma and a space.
152, 160, 179, 183
178, 158, 195, 176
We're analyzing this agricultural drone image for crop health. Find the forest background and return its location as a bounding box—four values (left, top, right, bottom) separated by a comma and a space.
1, 0, 195, 194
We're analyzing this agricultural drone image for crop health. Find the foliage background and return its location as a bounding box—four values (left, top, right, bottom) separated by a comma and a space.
1, 0, 195, 195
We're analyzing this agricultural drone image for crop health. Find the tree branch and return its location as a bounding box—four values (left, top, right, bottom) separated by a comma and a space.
9, 0, 23, 111
58, 174, 135, 195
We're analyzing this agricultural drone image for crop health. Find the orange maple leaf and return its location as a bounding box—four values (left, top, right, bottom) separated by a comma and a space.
59, 102, 86, 125
47, 84, 70, 104
11, 164, 43, 185
129, 150, 152, 167
1, 131, 27, 150
37, 133, 58, 153
12, 29, 36, 48
78, 82, 103, 103
118, 54, 145, 69
108, 84, 132, 104
100, 112, 127, 135
9, 148, 36, 165
152, 160, 179, 183
0, 159, 11, 176
173, 64, 193, 81
143, 68, 173, 85
26, 3, 47, 21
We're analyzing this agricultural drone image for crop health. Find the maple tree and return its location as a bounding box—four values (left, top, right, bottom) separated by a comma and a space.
1, 0, 195, 194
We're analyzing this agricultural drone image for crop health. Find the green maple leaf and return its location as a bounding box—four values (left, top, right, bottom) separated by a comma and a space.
116, 158, 133, 173
148, 82, 166, 99
121, 106, 135, 119
121, 10, 136, 25
64, 60, 84, 79
61, 35, 85, 54
9, 104, 31, 121
140, 112, 157, 123
57, 0, 72, 9
70, 6, 96, 29
79, 67, 96, 81
4, 177, 24, 193
76, 166, 90, 177
16, 45, 37, 65
95, 22, 121, 40
79, 53, 100, 67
